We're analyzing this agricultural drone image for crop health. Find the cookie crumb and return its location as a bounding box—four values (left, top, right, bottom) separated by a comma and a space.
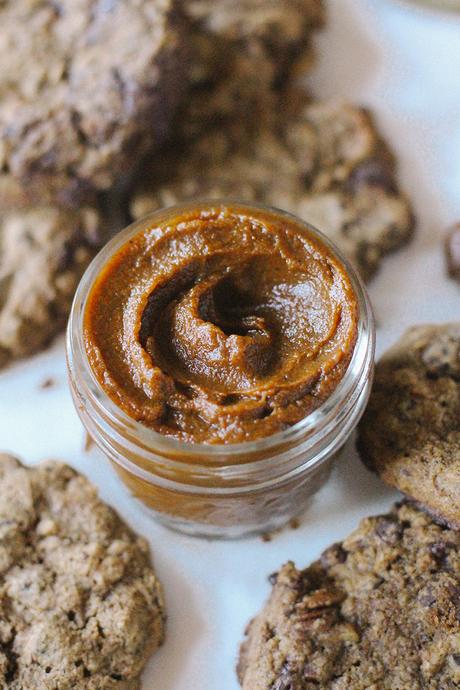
38, 377, 56, 390
260, 518, 301, 542
83, 433, 95, 452
445, 223, 460, 282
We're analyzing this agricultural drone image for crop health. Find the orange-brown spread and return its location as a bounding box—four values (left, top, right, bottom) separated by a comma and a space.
84, 204, 358, 444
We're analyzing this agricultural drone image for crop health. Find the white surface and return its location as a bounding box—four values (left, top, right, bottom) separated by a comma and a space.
1, 1, 460, 687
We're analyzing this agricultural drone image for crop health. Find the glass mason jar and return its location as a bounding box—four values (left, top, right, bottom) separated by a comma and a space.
67, 202, 375, 539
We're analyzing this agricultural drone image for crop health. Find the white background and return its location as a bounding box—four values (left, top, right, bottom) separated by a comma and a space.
1, 0, 460, 687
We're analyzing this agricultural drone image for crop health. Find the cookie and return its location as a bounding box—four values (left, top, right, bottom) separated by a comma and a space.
238, 502, 460, 690
185, 0, 324, 124
0, 0, 185, 207
357, 323, 460, 528
0, 454, 165, 690
131, 95, 414, 281
0, 201, 120, 368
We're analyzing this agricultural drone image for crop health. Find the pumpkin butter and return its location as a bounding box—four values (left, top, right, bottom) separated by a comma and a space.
84, 204, 359, 444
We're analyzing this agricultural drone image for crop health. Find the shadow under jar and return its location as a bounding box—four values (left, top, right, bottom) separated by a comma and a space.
67, 201, 375, 538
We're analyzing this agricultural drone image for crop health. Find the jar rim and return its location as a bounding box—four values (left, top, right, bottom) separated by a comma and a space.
67, 199, 375, 460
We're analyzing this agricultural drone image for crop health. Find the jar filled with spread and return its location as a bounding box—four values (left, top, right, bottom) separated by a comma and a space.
67, 202, 375, 538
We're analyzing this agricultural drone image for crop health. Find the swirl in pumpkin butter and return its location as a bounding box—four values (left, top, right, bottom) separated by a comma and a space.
84, 204, 359, 444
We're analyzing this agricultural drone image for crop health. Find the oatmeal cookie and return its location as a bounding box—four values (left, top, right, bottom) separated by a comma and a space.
0, 201, 119, 368
357, 323, 460, 528
185, 0, 325, 124
131, 95, 414, 281
0, 0, 185, 206
238, 502, 460, 690
0, 454, 165, 690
